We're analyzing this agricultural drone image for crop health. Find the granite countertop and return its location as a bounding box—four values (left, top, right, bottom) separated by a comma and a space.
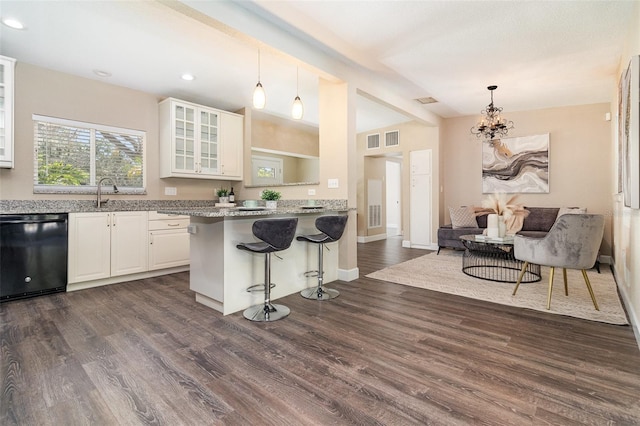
0, 199, 349, 215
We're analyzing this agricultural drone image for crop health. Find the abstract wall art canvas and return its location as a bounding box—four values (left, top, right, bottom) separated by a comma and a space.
620, 55, 640, 209
482, 133, 549, 193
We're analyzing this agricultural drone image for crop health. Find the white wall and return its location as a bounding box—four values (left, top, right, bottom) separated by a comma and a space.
612, 4, 640, 345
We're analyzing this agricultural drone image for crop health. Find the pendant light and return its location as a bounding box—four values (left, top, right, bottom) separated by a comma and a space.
252, 50, 266, 109
292, 67, 304, 120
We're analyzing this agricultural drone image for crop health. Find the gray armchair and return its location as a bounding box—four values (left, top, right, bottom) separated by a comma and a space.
512, 214, 605, 310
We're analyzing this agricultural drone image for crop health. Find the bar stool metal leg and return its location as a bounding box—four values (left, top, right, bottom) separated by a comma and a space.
243, 252, 291, 321
300, 243, 340, 300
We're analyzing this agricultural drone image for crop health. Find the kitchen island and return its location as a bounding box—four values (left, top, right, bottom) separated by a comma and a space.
159, 201, 349, 315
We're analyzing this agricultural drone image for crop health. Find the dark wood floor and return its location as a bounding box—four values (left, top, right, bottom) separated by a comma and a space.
2, 237, 640, 425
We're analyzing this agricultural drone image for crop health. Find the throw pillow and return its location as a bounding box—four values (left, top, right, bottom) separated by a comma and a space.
449, 206, 478, 229
556, 207, 586, 221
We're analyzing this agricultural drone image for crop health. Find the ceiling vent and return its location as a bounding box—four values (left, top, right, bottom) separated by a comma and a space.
415, 96, 438, 104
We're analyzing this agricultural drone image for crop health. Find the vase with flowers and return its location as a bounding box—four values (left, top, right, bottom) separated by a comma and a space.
474, 192, 529, 237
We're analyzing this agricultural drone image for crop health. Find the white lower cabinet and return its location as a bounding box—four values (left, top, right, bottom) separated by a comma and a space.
148, 212, 190, 270
68, 211, 149, 284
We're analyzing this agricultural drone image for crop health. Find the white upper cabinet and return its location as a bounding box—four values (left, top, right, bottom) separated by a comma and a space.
159, 98, 243, 180
0, 56, 16, 169
219, 112, 243, 179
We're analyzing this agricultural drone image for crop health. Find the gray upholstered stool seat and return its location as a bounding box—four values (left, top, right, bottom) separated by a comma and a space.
296, 215, 348, 300
237, 217, 298, 321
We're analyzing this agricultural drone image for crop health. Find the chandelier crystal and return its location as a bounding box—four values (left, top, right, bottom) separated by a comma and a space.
470, 85, 514, 140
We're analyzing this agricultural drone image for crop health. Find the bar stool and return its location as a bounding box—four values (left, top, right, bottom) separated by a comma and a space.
236, 217, 298, 322
297, 215, 348, 300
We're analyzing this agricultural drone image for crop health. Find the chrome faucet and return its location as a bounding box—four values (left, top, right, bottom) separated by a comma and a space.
97, 177, 119, 207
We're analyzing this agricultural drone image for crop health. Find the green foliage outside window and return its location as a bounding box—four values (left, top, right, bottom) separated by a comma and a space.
34, 117, 145, 190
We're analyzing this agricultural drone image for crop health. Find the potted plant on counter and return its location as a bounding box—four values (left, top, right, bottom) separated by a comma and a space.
217, 188, 230, 204
261, 189, 281, 209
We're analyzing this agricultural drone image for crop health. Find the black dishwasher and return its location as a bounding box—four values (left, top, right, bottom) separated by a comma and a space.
0, 213, 68, 301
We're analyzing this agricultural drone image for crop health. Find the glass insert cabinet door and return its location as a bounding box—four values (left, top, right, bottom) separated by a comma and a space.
171, 102, 219, 175
173, 104, 196, 172
199, 110, 219, 174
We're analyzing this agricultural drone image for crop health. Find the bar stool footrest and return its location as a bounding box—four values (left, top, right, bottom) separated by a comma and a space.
246, 283, 275, 293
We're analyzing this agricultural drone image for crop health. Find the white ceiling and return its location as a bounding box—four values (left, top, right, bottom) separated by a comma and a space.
0, 1, 636, 132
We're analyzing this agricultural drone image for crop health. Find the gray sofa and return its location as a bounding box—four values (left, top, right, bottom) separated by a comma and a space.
437, 207, 560, 253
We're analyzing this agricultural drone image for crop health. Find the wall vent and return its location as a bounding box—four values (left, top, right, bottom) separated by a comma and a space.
385, 130, 399, 147
367, 179, 383, 228
368, 205, 381, 228
367, 133, 380, 149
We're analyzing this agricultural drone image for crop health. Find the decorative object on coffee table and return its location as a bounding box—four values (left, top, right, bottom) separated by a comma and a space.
474, 192, 529, 236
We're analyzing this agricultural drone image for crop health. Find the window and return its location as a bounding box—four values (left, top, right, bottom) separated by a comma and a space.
251, 155, 283, 185
33, 115, 146, 193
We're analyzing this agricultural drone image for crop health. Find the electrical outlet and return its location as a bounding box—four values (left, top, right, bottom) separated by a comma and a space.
308, 189, 316, 196
165, 187, 177, 196
328, 178, 339, 189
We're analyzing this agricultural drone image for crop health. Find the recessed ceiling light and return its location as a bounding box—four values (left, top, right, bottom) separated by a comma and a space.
93, 69, 112, 78
2, 18, 25, 30
181, 74, 195, 81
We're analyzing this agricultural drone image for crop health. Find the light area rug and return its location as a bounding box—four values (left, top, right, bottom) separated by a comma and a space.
366, 251, 628, 325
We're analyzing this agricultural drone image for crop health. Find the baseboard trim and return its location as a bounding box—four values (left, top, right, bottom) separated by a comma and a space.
598, 255, 612, 264
338, 267, 359, 282
611, 258, 640, 350
402, 240, 439, 250
67, 265, 190, 292
357, 234, 387, 243
195, 292, 224, 314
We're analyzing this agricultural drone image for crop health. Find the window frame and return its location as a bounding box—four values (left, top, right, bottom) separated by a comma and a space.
33, 114, 147, 195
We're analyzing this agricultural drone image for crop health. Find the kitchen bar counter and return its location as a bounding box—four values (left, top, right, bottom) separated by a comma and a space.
164, 204, 349, 315
158, 204, 349, 218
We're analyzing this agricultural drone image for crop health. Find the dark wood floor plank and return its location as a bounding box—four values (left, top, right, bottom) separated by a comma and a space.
1, 237, 639, 424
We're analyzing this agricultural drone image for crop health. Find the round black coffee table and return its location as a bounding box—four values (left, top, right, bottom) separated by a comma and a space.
459, 235, 541, 283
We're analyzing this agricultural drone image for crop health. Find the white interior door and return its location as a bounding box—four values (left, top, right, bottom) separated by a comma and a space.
410, 149, 432, 248
386, 160, 402, 236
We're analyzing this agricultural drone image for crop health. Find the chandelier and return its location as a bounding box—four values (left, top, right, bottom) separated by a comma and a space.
470, 85, 514, 140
